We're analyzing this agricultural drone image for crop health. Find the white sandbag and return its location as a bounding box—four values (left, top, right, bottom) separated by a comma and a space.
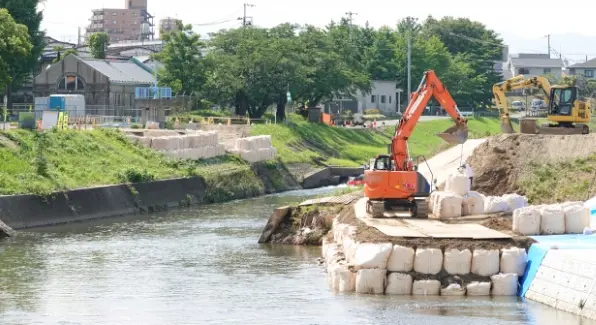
150, 136, 169, 150
512, 207, 541, 235
462, 191, 485, 216
431, 191, 447, 214
561, 201, 584, 208
429, 192, 438, 214
484, 196, 510, 214
387, 245, 415, 272
540, 205, 565, 235
412, 280, 441, 295
500, 247, 527, 276
137, 136, 152, 147
443, 249, 472, 275
342, 237, 358, 263
502, 194, 529, 212
564, 205, 590, 234
414, 248, 443, 275
331, 263, 356, 292
325, 243, 340, 266
491, 273, 518, 296
385, 273, 413, 295
445, 172, 471, 196
353, 243, 393, 270
434, 193, 463, 219
466, 281, 491, 296
471, 249, 500, 276
440, 283, 466, 296
355, 269, 386, 294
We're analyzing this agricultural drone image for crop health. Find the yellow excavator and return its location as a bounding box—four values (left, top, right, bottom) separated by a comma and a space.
493, 75, 591, 135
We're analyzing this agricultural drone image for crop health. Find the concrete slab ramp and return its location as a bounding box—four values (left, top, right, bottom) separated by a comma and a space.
416, 139, 487, 189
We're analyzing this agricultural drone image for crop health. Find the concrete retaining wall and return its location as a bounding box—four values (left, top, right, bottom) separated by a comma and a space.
0, 177, 211, 230
522, 241, 596, 320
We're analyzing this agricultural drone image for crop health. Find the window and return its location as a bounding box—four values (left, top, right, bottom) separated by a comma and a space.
112, 12, 117, 16
371, 95, 376, 103
543, 68, 551, 74
57, 75, 85, 91
389, 96, 392, 104
381, 95, 386, 103
585, 70, 594, 78
113, 20, 117, 24
518, 68, 530, 75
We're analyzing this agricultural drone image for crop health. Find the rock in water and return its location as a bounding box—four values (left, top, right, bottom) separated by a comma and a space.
0, 219, 16, 238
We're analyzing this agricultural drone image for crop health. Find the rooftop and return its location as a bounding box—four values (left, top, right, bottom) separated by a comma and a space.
79, 57, 155, 84
510, 53, 565, 68
569, 58, 596, 69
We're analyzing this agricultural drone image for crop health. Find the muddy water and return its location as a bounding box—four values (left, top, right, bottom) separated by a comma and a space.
0, 186, 593, 325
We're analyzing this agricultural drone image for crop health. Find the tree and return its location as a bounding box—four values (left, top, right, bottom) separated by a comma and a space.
394, 34, 451, 91
153, 22, 207, 96
88, 32, 109, 59
363, 27, 398, 81
0, 9, 33, 93
397, 16, 422, 35
0, 0, 44, 108
52, 46, 77, 63
422, 16, 505, 107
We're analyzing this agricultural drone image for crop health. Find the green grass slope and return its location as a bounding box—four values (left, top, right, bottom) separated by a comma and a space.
252, 115, 511, 167
0, 129, 262, 197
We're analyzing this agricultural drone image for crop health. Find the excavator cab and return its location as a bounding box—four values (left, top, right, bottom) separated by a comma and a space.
538, 85, 590, 134
548, 86, 577, 116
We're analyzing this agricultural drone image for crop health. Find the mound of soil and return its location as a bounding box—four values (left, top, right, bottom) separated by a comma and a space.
467, 133, 596, 196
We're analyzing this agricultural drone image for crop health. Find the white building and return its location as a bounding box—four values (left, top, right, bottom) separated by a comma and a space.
327, 80, 402, 116
504, 53, 564, 79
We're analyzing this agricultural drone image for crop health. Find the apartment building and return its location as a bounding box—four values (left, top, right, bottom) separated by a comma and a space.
86, 0, 155, 43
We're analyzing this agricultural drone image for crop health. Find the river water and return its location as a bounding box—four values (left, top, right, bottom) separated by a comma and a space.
0, 186, 594, 325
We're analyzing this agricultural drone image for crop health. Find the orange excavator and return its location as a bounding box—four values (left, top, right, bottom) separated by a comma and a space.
363, 70, 469, 218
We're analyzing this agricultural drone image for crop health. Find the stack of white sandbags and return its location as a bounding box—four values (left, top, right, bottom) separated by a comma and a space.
128, 131, 226, 160
323, 236, 527, 296
230, 135, 277, 163
512, 202, 590, 235
429, 168, 529, 219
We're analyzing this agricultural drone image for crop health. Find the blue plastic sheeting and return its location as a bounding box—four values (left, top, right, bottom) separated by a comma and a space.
519, 244, 550, 297
529, 234, 596, 249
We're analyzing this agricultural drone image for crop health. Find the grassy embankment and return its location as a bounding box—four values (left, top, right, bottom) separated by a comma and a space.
520, 154, 596, 204
252, 115, 509, 167
0, 128, 269, 199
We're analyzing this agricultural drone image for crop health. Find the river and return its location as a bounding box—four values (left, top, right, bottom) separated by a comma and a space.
0, 186, 594, 325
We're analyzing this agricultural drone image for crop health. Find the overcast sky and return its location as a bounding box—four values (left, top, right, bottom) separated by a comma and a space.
39, 0, 596, 57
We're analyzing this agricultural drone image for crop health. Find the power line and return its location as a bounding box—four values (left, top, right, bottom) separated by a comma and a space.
238, 3, 255, 27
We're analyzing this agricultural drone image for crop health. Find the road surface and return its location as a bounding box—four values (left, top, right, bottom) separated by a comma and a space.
416, 138, 487, 190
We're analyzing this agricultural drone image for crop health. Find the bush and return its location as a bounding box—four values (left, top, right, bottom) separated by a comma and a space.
364, 108, 381, 115
118, 168, 156, 183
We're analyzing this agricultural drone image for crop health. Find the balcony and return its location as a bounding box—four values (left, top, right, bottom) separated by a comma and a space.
92, 9, 104, 14
90, 15, 104, 22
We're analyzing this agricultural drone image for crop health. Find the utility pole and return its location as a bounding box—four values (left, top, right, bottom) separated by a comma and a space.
546, 34, 551, 57
407, 31, 412, 105
238, 3, 255, 27
345, 11, 357, 41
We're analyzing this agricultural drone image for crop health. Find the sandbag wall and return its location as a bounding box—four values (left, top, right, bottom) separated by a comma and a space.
128, 131, 226, 160
323, 219, 527, 296
429, 170, 529, 219
512, 201, 590, 235
229, 135, 277, 163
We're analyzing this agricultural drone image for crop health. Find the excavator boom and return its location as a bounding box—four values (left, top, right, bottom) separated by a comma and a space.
364, 70, 468, 218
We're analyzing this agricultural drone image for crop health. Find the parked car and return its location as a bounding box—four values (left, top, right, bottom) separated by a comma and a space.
352, 113, 365, 126
511, 101, 525, 112
531, 99, 546, 110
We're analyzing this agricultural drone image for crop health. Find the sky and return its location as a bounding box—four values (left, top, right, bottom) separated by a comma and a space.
39, 0, 596, 62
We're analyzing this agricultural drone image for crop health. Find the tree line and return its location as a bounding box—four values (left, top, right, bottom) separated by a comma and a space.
155, 16, 505, 120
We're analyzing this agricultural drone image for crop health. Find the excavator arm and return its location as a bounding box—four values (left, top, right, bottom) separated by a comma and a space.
492, 75, 552, 133
391, 70, 468, 171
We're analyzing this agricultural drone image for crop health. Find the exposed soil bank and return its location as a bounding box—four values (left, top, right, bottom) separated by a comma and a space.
0, 162, 300, 230
468, 133, 596, 198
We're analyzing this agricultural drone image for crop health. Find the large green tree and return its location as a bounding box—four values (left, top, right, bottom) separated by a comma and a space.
0, 0, 43, 107
88, 32, 109, 59
153, 22, 207, 96
422, 16, 505, 107
363, 27, 398, 80
0, 9, 33, 92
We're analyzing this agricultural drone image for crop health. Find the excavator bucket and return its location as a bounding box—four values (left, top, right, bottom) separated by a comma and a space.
436, 124, 468, 144
501, 116, 516, 134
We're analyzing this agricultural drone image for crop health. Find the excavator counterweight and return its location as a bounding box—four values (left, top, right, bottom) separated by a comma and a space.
363, 70, 468, 219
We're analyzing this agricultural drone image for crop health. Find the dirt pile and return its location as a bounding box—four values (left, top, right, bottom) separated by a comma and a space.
467, 133, 596, 196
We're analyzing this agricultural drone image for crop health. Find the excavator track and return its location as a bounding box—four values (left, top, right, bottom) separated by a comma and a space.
414, 199, 429, 218
366, 200, 386, 218
537, 123, 589, 135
